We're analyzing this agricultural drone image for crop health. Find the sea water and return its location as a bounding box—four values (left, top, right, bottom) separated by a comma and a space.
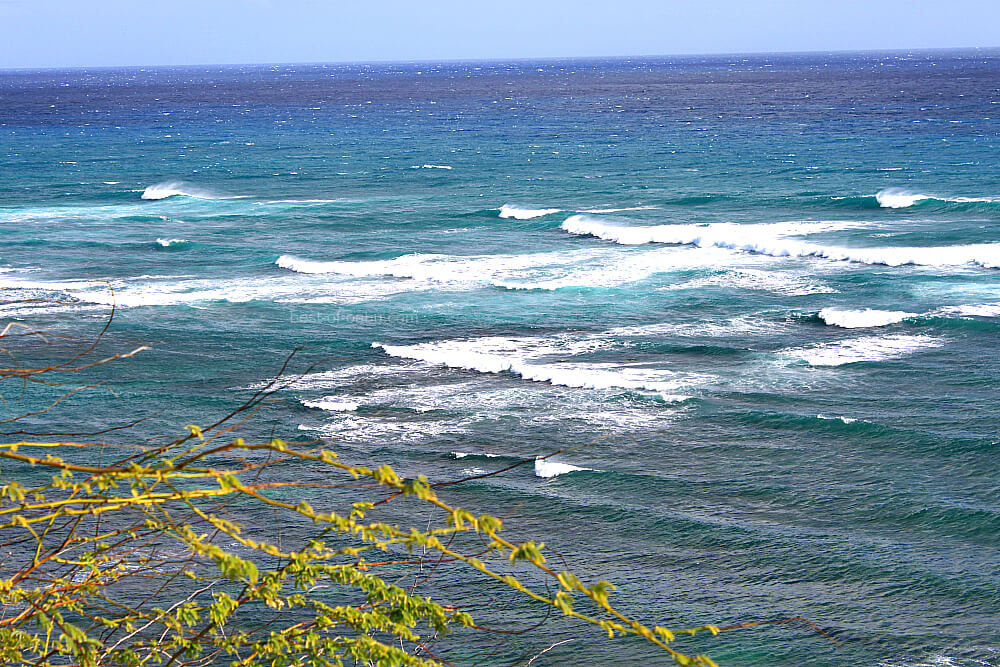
1, 51, 999, 666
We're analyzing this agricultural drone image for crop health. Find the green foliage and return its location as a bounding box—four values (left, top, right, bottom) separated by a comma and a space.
0, 429, 732, 666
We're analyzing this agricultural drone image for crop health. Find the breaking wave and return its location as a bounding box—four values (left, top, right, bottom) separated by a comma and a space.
140, 181, 228, 200
818, 308, 916, 328
875, 188, 1000, 209
561, 215, 1000, 269
372, 336, 705, 394
275, 246, 762, 291
534, 459, 593, 478
154, 238, 190, 249
498, 204, 561, 219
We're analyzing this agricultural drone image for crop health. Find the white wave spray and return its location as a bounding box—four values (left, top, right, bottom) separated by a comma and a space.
499, 204, 561, 219
372, 336, 703, 395
534, 459, 593, 478
875, 187, 1000, 209
818, 308, 916, 328
140, 181, 228, 200
560, 215, 1000, 269
783, 334, 942, 366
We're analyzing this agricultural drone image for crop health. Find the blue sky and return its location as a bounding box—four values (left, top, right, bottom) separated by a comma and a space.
2, 0, 999, 69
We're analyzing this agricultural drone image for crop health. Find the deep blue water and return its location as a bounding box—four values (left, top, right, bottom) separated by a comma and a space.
1, 51, 999, 666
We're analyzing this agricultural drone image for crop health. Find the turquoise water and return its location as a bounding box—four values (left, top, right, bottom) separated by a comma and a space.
1, 52, 999, 665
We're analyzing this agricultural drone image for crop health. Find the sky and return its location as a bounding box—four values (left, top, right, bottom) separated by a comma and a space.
1, 0, 999, 69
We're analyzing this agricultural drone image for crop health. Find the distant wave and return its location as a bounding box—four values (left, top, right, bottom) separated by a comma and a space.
578, 205, 657, 214
257, 199, 343, 205
875, 187, 1000, 209
783, 334, 942, 367
140, 181, 229, 200
498, 204, 561, 219
561, 215, 860, 245
817, 414, 860, 424
561, 215, 1000, 269
819, 308, 916, 328
154, 238, 190, 248
411, 164, 453, 170
534, 459, 593, 478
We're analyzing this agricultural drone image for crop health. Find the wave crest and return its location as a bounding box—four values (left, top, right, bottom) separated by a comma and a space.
876, 187, 1000, 208
373, 337, 703, 393
561, 215, 1000, 269
534, 459, 593, 478
818, 308, 916, 328
499, 204, 561, 220
140, 181, 223, 200
155, 238, 190, 248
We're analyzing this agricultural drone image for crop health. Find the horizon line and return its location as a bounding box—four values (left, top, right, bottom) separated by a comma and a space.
3, 44, 999, 74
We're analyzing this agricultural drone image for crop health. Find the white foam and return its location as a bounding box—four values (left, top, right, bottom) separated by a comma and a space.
498, 204, 561, 219
373, 337, 704, 393
876, 655, 995, 667
608, 316, 790, 339
817, 414, 859, 424
783, 334, 942, 366
561, 215, 1000, 269
246, 364, 432, 391
0, 272, 416, 310
656, 394, 694, 403
287, 373, 685, 432
667, 269, 837, 296
276, 251, 573, 283
0, 202, 173, 224
819, 308, 916, 328
299, 416, 467, 443
562, 215, 860, 245
277, 246, 753, 291
939, 303, 1000, 318
534, 459, 592, 478
302, 397, 359, 412
412, 164, 453, 170
155, 238, 188, 247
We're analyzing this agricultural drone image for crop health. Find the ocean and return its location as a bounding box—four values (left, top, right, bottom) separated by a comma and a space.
1, 50, 998, 666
